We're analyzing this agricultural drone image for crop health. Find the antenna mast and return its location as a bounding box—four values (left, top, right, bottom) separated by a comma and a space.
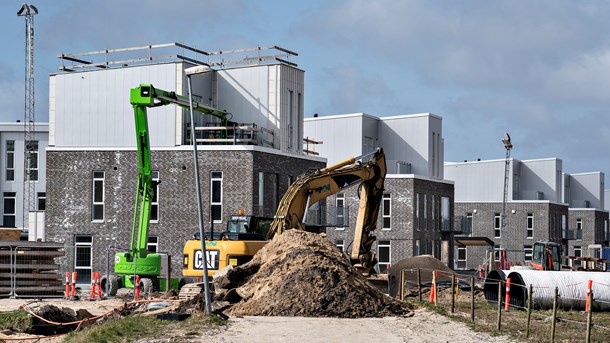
18, 3, 39, 234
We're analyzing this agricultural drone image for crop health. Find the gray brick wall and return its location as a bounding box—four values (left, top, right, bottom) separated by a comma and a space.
46, 149, 324, 279
326, 176, 454, 272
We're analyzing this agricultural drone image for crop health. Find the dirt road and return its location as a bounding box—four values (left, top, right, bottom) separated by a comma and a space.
202, 310, 516, 343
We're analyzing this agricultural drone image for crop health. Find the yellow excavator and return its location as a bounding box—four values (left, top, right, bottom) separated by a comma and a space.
181, 147, 387, 289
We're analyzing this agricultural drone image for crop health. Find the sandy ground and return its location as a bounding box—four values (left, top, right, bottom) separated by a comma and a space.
202, 310, 517, 343
0, 297, 517, 343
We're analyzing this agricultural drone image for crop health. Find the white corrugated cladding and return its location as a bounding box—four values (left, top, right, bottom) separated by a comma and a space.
520, 158, 562, 201
444, 159, 509, 201
304, 114, 367, 165
278, 65, 304, 153
50, 63, 178, 148
569, 172, 605, 209
215, 64, 304, 153
379, 113, 442, 179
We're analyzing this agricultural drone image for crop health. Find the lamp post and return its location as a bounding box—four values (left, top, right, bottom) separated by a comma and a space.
500, 132, 513, 269
185, 64, 213, 314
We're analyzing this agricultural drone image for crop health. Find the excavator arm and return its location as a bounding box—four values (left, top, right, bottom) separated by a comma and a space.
267, 148, 386, 274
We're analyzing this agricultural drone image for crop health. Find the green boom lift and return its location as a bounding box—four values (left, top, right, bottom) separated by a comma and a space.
111, 84, 233, 295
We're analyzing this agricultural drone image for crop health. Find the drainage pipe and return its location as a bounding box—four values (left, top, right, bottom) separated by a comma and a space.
482, 270, 510, 306
485, 270, 610, 311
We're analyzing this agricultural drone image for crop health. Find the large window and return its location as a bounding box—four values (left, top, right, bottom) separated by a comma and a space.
524, 245, 533, 262
211, 171, 223, 223
92, 171, 105, 221
382, 193, 391, 230
25, 141, 38, 181
336, 239, 344, 252
2, 192, 16, 227
336, 193, 345, 229
526, 213, 534, 239
147, 236, 158, 253
494, 213, 501, 238
415, 193, 420, 231
151, 171, 159, 222
5, 140, 14, 181
456, 247, 467, 270
465, 212, 473, 235
377, 240, 391, 273
74, 235, 92, 284
574, 246, 582, 267
37, 192, 46, 211
441, 196, 450, 231
288, 90, 294, 150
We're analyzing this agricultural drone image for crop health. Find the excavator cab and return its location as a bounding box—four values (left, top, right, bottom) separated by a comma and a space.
531, 241, 561, 271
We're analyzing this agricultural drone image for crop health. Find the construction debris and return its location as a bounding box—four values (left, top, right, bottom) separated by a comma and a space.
187, 230, 412, 318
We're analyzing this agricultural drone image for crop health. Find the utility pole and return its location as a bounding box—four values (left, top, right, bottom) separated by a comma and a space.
17, 4, 38, 234
500, 132, 513, 269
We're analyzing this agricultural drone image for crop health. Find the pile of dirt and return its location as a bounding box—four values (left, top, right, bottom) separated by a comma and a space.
30, 305, 94, 335
387, 255, 454, 297
209, 230, 412, 318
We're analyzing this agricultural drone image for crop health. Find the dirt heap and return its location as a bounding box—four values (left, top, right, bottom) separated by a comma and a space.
212, 229, 412, 318
387, 255, 454, 297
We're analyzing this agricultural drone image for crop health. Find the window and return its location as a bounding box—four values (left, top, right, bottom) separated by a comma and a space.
494, 213, 501, 238
92, 171, 105, 221
336, 193, 345, 229
377, 240, 391, 273
74, 235, 92, 284
211, 171, 223, 223
415, 239, 420, 256
147, 236, 158, 253
526, 213, 534, 239
382, 193, 391, 230
288, 90, 294, 150
576, 218, 583, 240
423, 194, 428, 221
5, 140, 14, 181
336, 239, 344, 252
465, 212, 473, 234
415, 193, 420, 231
2, 192, 16, 227
524, 245, 533, 262
151, 171, 159, 222
37, 192, 46, 211
25, 141, 38, 181
574, 246, 582, 267
441, 196, 450, 231
456, 247, 467, 270
494, 244, 501, 262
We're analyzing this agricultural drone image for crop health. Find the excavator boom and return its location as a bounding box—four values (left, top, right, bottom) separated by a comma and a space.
268, 148, 386, 274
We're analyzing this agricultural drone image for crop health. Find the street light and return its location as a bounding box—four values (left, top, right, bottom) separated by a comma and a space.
185, 64, 213, 314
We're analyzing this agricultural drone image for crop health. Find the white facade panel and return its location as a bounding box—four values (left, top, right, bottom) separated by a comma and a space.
0, 124, 48, 229
304, 114, 366, 164
520, 159, 562, 202
444, 160, 508, 201
568, 172, 604, 209
51, 63, 179, 148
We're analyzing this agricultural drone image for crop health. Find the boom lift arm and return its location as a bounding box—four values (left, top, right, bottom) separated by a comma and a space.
115, 84, 233, 277
267, 148, 386, 274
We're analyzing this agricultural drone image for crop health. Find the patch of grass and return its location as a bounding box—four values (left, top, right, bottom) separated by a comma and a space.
0, 310, 32, 332
63, 313, 226, 343
403, 296, 610, 343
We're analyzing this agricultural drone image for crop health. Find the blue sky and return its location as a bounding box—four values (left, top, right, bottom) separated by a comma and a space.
2, 1, 610, 179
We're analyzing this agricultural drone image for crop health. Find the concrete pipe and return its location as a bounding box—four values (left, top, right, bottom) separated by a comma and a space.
486, 270, 610, 311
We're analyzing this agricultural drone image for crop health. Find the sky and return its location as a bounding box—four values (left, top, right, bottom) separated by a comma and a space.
2, 0, 610, 179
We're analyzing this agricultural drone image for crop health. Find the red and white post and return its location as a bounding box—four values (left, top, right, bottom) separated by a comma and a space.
504, 278, 511, 311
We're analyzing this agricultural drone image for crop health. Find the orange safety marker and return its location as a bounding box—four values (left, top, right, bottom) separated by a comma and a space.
586, 279, 592, 313
90, 272, 96, 300
504, 278, 511, 311
70, 272, 78, 299
429, 271, 436, 303
135, 275, 141, 301
65, 272, 70, 299
96, 272, 104, 299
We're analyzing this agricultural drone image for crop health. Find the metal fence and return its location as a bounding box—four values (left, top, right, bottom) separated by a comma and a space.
0, 243, 65, 298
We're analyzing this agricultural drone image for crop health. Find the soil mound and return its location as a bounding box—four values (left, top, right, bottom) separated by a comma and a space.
213, 230, 412, 318
387, 255, 454, 297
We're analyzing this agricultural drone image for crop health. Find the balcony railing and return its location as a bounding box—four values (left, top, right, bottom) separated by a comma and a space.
562, 229, 582, 240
